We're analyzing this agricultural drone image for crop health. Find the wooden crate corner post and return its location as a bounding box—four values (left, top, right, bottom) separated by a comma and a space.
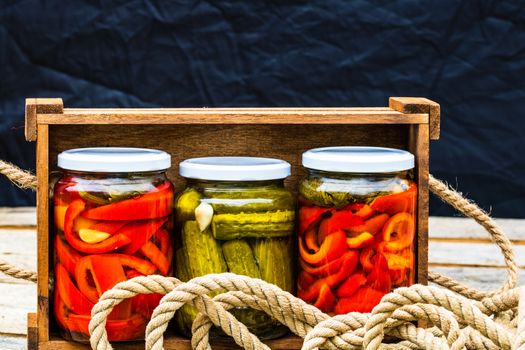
25, 97, 439, 349
25, 98, 64, 349
390, 97, 440, 285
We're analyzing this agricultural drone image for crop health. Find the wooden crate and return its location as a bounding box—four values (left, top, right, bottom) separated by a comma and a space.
24, 97, 440, 350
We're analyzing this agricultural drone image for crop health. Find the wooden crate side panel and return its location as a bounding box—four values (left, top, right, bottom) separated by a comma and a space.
48, 124, 409, 192
37, 125, 50, 343
42, 334, 303, 350
408, 124, 430, 285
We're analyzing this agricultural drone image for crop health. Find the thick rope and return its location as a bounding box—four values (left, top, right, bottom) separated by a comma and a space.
0, 258, 37, 283
0, 162, 522, 350
0, 160, 37, 190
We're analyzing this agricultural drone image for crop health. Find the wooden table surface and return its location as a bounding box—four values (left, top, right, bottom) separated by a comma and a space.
0, 207, 523, 349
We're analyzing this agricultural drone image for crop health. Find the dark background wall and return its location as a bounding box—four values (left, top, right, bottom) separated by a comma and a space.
1, 1, 524, 217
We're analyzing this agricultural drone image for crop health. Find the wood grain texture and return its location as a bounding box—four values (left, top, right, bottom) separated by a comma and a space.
389, 97, 440, 140
48, 124, 409, 193
25, 99, 63, 141
0, 207, 36, 229
429, 217, 525, 242
408, 124, 430, 285
27, 313, 37, 350
37, 110, 428, 125
36, 125, 50, 342
39, 334, 303, 350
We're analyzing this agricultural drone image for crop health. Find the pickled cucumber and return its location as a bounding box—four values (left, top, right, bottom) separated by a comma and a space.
174, 247, 198, 336
212, 210, 295, 240
203, 187, 294, 214
222, 240, 261, 278
252, 238, 293, 292
176, 189, 202, 222
175, 221, 226, 337
182, 221, 227, 276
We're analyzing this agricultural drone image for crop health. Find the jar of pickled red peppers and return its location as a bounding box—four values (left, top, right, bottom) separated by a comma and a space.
297, 147, 417, 314
53, 148, 174, 342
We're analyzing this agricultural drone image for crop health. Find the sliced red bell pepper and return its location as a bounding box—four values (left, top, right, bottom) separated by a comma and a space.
336, 272, 367, 298
382, 212, 415, 252
81, 181, 173, 221
304, 227, 320, 252
318, 211, 365, 241
298, 251, 358, 302
344, 204, 375, 219
55, 235, 81, 276
90, 256, 131, 320
385, 249, 414, 285
367, 252, 391, 293
54, 293, 69, 331
299, 206, 331, 234
64, 199, 132, 254
89, 220, 128, 235
313, 283, 336, 312
153, 228, 170, 256
126, 269, 142, 279
140, 241, 170, 275
346, 231, 374, 249
74, 256, 100, 304
364, 213, 390, 235
120, 218, 168, 254
298, 270, 316, 291
132, 293, 163, 318
55, 263, 94, 315
299, 252, 345, 277
334, 286, 385, 313
384, 249, 414, 270
370, 184, 417, 215
67, 312, 147, 341
154, 228, 173, 268
359, 243, 382, 272
299, 230, 347, 265
116, 254, 157, 275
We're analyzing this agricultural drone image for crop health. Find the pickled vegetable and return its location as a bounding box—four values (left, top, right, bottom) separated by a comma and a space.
297, 174, 416, 314
174, 180, 295, 339
53, 174, 174, 342
212, 210, 294, 240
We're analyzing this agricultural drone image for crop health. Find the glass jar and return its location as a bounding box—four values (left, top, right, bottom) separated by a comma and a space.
174, 157, 295, 339
53, 148, 174, 342
297, 147, 417, 314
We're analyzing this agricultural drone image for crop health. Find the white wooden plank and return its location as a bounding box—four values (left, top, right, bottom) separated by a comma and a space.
429, 241, 525, 267
0, 229, 37, 285
430, 266, 524, 292
0, 208, 36, 228
430, 216, 525, 242
0, 284, 36, 335
0, 335, 26, 350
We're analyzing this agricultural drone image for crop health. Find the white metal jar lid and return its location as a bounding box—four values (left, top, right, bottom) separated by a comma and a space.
302, 146, 414, 173
179, 157, 291, 181
57, 147, 171, 172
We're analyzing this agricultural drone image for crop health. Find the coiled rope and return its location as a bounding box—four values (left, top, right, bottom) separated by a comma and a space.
0, 162, 522, 350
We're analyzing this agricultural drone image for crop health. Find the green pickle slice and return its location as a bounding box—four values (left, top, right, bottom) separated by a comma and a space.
212, 210, 295, 240
252, 237, 293, 292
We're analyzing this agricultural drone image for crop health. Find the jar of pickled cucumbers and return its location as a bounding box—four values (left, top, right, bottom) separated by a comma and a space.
53, 148, 174, 342
297, 147, 417, 314
175, 157, 295, 339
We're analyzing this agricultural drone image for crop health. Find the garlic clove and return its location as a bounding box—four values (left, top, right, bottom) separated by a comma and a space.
195, 202, 214, 231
